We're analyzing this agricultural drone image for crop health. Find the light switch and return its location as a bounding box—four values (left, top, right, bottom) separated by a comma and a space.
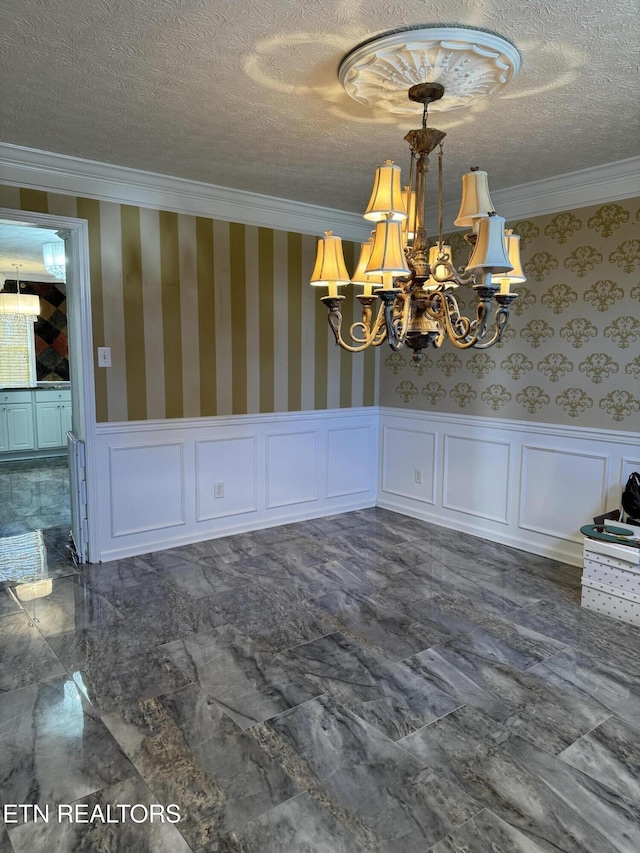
98, 347, 112, 367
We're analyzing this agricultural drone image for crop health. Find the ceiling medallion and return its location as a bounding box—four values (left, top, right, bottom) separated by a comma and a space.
338, 27, 521, 115
311, 26, 527, 363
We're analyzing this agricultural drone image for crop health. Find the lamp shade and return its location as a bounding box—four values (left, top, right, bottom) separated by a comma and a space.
351, 238, 384, 289
366, 219, 411, 276
0, 292, 40, 316
364, 161, 407, 222
401, 186, 418, 241
493, 229, 526, 294
310, 231, 351, 286
454, 168, 496, 227
502, 231, 526, 283
466, 215, 513, 274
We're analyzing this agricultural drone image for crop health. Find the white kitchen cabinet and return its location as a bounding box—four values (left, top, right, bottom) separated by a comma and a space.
60, 402, 72, 438
0, 391, 35, 451
35, 389, 72, 449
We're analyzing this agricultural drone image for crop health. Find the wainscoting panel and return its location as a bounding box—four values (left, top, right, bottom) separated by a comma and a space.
94, 409, 377, 560
93, 406, 636, 564
377, 408, 639, 566
443, 434, 511, 525
266, 430, 319, 509
109, 442, 185, 537
381, 425, 436, 504
622, 456, 640, 490
327, 425, 374, 499
195, 435, 257, 521
520, 446, 609, 542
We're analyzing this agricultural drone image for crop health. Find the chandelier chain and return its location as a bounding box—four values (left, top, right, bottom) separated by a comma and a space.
437, 144, 444, 251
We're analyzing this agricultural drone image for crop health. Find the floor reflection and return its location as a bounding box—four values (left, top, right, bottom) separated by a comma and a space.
0, 457, 71, 536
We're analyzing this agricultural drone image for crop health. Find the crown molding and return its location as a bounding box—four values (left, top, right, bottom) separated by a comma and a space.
378, 406, 640, 446
1, 143, 638, 240
0, 143, 370, 242
441, 156, 640, 227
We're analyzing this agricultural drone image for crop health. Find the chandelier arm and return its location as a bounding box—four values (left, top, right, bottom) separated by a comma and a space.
445, 293, 475, 340
348, 297, 375, 343
470, 293, 519, 349
353, 294, 394, 347
425, 292, 473, 342
377, 290, 401, 350
444, 295, 515, 350
378, 289, 411, 350
394, 288, 413, 346
321, 295, 388, 352
371, 313, 390, 346
444, 314, 480, 349
427, 290, 504, 350
348, 301, 387, 345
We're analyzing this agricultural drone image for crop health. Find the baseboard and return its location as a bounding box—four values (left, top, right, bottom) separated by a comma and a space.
376, 493, 583, 567
97, 496, 376, 562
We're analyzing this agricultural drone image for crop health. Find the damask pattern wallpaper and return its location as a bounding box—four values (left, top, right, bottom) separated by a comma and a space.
379, 197, 640, 431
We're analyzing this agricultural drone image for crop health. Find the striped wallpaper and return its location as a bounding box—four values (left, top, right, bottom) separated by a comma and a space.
0, 185, 376, 422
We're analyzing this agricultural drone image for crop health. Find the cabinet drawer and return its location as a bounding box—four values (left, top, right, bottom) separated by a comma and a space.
35, 389, 71, 403
0, 391, 32, 404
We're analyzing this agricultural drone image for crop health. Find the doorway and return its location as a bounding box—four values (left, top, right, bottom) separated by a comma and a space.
0, 208, 97, 564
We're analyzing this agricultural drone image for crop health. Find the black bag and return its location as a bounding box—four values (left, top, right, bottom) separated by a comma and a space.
622, 472, 640, 523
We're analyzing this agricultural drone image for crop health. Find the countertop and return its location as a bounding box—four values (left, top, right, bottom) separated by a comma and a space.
0, 383, 71, 391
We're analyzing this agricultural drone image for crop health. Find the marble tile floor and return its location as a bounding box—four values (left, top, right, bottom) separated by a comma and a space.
1, 495, 640, 851
0, 458, 71, 537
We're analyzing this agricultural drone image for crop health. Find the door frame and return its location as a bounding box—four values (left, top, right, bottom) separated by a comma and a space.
0, 207, 99, 562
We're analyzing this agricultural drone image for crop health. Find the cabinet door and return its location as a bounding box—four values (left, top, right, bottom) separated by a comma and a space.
0, 409, 8, 452
60, 402, 73, 439
7, 404, 35, 450
36, 403, 63, 448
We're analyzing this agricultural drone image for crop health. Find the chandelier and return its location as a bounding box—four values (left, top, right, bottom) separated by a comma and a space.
311, 27, 527, 363
42, 241, 66, 281
0, 264, 40, 317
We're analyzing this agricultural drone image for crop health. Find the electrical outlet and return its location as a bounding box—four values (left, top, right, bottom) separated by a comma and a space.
214, 482, 224, 499
97, 347, 111, 367
414, 468, 423, 485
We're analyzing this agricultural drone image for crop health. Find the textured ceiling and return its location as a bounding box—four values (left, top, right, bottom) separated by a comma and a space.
0, 0, 638, 216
